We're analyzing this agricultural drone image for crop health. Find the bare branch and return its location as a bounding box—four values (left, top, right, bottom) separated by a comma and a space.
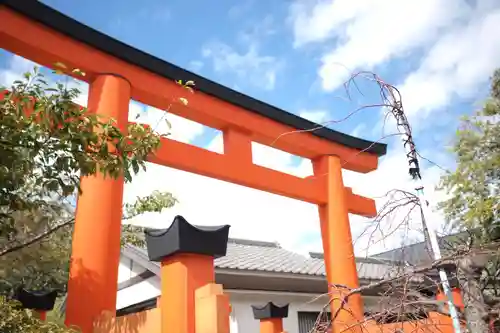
0, 217, 74, 257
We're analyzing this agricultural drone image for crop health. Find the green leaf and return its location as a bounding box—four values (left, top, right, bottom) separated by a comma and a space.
72, 68, 84, 76
438, 67, 500, 245
131, 158, 140, 174
0, 66, 174, 305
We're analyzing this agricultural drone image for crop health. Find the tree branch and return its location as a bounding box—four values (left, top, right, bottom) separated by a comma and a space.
307, 246, 495, 332
0, 217, 75, 257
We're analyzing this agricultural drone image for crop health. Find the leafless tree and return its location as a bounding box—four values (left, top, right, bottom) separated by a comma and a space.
274, 72, 499, 333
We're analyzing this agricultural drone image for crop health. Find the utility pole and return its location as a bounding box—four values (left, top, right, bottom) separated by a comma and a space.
390, 98, 462, 333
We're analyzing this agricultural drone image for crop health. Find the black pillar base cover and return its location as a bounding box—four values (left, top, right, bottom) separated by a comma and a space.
251, 302, 289, 320
14, 288, 58, 311
144, 215, 230, 262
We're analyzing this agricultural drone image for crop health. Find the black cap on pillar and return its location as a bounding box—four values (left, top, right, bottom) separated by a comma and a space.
251, 302, 289, 320
144, 215, 231, 262
14, 287, 58, 311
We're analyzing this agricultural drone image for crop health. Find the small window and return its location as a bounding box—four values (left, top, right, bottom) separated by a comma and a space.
297, 311, 331, 333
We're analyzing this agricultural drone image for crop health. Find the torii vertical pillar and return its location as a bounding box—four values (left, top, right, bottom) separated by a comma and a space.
65, 74, 130, 333
313, 155, 364, 333
144, 216, 230, 333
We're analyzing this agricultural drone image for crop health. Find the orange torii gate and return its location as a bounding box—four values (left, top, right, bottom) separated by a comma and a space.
0, 1, 387, 333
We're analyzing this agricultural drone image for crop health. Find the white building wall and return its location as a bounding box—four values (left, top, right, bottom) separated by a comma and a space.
116, 257, 336, 333
117, 257, 133, 283
116, 271, 329, 333
116, 276, 161, 309
117, 256, 148, 283
228, 291, 329, 333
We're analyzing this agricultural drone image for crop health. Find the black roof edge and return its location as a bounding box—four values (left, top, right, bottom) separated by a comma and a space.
2, 0, 387, 157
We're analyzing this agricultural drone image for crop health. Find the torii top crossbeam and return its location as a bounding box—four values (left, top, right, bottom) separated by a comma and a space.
0, 1, 387, 333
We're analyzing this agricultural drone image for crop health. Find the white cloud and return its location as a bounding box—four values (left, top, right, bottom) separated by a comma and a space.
298, 109, 329, 123
124, 106, 450, 256
123, 145, 318, 253
188, 60, 204, 72
201, 15, 282, 92
238, 15, 277, 44
289, 0, 500, 121
350, 123, 366, 138
343, 145, 448, 255
124, 129, 317, 253
399, 4, 500, 120
228, 0, 255, 20
290, 0, 468, 91
287, 0, 499, 243
202, 41, 283, 90
140, 5, 171, 22
129, 105, 205, 143
0, 54, 38, 87
0, 53, 90, 107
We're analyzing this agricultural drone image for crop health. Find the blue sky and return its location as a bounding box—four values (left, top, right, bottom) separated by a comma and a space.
38, 0, 402, 141
34, 0, 492, 151
1, 0, 499, 255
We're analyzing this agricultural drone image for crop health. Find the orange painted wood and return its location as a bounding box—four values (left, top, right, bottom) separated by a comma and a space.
223, 128, 252, 164
93, 309, 161, 333
0, 89, 377, 215
365, 313, 459, 333
313, 155, 364, 333
0, 6, 389, 333
0, 7, 379, 173
343, 187, 376, 217
36, 311, 47, 321
148, 135, 377, 216
260, 318, 284, 333
0, 3, 379, 215
195, 284, 231, 333
437, 288, 464, 310
64, 75, 130, 333
160, 254, 215, 333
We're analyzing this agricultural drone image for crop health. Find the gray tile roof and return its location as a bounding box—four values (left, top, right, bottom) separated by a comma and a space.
371, 231, 470, 265
216, 238, 325, 276
126, 238, 403, 281
60, 238, 413, 315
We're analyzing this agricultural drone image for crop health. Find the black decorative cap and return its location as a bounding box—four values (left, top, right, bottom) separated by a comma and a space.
14, 288, 58, 311
144, 215, 230, 262
251, 302, 289, 320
